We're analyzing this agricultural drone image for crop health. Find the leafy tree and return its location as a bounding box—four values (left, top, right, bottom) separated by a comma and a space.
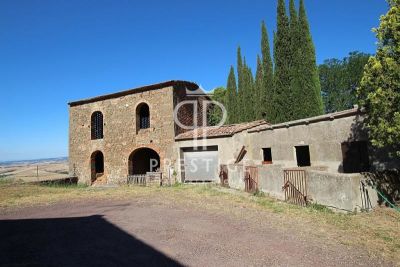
320, 52, 371, 113
208, 87, 227, 126
358, 0, 400, 157
225, 66, 238, 124
273, 0, 292, 123
260, 21, 274, 122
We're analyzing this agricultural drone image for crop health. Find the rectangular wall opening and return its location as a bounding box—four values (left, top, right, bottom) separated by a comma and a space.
341, 141, 370, 173
295, 145, 311, 167
262, 148, 273, 164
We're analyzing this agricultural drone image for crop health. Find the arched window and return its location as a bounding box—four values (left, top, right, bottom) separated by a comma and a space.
137, 103, 150, 130
91, 111, 103, 140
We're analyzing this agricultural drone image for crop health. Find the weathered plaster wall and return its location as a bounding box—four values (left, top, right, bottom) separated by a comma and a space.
258, 165, 285, 200
226, 164, 245, 191
248, 115, 366, 173
69, 86, 177, 184
226, 164, 378, 212
307, 170, 378, 212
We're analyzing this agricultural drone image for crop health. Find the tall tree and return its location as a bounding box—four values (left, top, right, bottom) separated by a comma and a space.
273, 0, 292, 123
295, 0, 324, 117
242, 58, 255, 122
237, 47, 245, 122
225, 66, 238, 124
255, 55, 264, 120
289, 0, 302, 118
358, 0, 400, 157
260, 21, 274, 122
320, 52, 371, 113
208, 87, 227, 126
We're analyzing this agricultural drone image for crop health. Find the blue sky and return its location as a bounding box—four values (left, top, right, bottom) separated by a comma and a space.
0, 0, 388, 161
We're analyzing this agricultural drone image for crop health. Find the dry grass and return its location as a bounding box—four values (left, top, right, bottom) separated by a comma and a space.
0, 181, 399, 264
0, 162, 68, 182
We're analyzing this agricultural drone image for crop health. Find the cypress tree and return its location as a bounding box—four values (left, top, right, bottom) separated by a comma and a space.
237, 47, 245, 122
225, 66, 238, 124
289, 0, 302, 119
242, 58, 254, 122
246, 63, 255, 122
255, 55, 264, 120
273, 0, 292, 123
260, 21, 274, 122
297, 0, 324, 117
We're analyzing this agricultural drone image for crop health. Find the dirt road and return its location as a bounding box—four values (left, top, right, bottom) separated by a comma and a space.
0, 194, 393, 267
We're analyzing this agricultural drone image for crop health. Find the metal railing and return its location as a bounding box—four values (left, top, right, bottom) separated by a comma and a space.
127, 175, 146, 185
283, 169, 308, 206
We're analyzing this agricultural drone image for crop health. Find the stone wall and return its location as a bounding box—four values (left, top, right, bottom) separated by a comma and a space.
258, 165, 285, 200
226, 164, 245, 191
69, 86, 177, 185
307, 170, 378, 212
225, 164, 378, 212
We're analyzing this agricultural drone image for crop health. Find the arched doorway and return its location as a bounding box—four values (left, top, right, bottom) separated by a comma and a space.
90, 151, 104, 183
128, 148, 160, 175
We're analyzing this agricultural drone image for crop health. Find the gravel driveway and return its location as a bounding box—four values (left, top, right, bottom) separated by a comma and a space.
0, 195, 393, 267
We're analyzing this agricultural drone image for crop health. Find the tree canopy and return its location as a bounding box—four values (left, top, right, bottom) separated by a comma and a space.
358, 0, 400, 157
320, 52, 371, 113
220, 0, 324, 125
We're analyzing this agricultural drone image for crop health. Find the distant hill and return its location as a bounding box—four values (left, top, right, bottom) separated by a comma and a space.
0, 157, 68, 167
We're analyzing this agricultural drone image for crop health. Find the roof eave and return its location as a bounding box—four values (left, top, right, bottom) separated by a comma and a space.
68, 80, 200, 107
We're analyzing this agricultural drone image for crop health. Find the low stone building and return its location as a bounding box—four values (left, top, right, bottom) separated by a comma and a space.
174, 107, 398, 211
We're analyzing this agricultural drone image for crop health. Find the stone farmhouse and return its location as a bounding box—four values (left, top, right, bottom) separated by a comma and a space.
68, 80, 208, 185
69, 80, 397, 212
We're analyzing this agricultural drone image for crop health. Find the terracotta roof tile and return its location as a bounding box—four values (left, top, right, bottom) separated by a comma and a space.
249, 107, 361, 132
175, 120, 268, 140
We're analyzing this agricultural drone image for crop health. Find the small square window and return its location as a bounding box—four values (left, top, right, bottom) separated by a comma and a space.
295, 145, 311, 167
262, 148, 273, 164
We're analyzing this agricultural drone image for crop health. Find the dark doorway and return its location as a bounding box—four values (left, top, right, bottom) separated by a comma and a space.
91, 151, 104, 183
262, 148, 273, 164
341, 141, 370, 173
295, 146, 311, 167
129, 148, 160, 175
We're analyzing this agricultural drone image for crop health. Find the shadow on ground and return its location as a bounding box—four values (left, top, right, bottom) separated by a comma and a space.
0, 215, 182, 266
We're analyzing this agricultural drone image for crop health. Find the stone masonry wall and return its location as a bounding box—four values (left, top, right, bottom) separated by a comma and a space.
69, 86, 177, 184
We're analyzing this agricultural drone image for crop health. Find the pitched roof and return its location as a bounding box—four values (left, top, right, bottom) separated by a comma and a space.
175, 120, 268, 141
248, 107, 362, 133
68, 80, 199, 107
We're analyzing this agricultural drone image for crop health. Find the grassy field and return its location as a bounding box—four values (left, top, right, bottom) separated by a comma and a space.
0, 161, 68, 182
0, 180, 399, 264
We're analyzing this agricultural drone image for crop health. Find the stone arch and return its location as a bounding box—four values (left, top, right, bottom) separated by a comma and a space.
90, 150, 104, 183
128, 147, 160, 175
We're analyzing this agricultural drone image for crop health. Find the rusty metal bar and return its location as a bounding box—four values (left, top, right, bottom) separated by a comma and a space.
283, 169, 308, 206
